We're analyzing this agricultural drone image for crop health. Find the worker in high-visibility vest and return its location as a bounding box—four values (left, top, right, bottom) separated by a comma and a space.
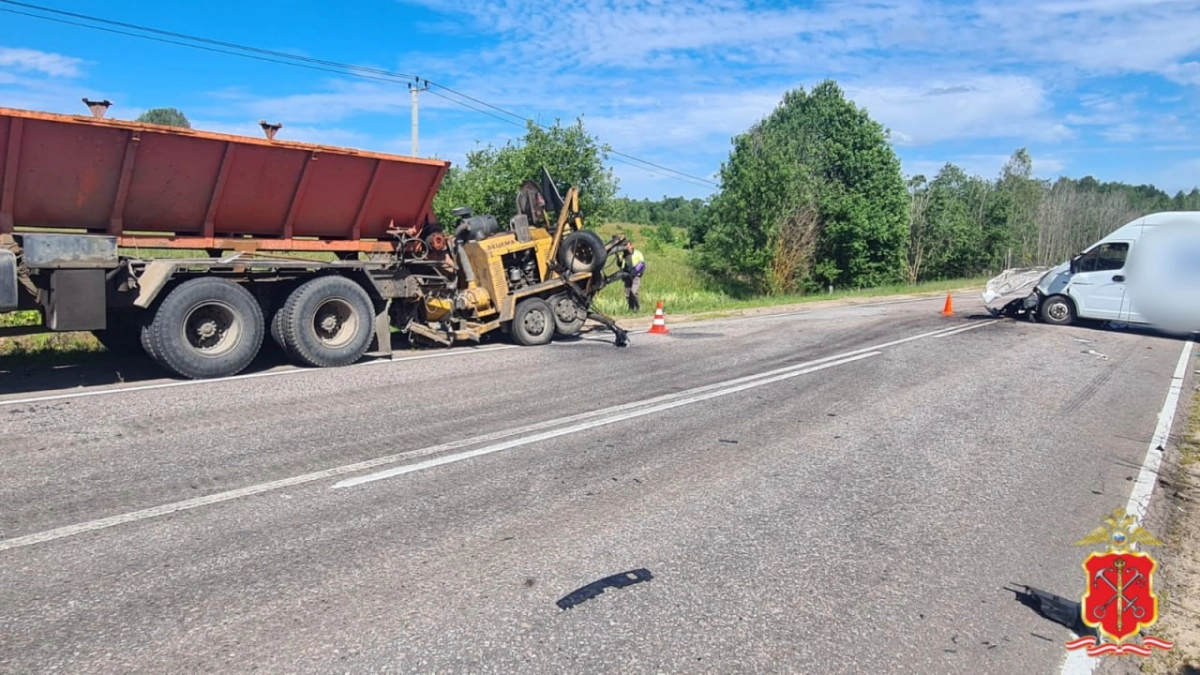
620, 241, 645, 312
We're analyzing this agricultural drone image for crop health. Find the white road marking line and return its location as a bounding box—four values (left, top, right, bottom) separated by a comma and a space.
1058, 338, 1195, 675
333, 351, 882, 488
0, 320, 994, 553
932, 321, 996, 338
1126, 339, 1194, 520
0, 350, 876, 554
0, 345, 519, 407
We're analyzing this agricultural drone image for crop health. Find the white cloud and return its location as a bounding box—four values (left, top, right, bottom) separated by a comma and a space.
845, 75, 1071, 145
4, 1, 1194, 201
1035, 0, 1193, 16
979, 1, 1200, 80
1102, 123, 1142, 142
0, 47, 83, 77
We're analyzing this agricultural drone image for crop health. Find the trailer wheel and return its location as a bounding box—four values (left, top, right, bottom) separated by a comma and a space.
1040, 294, 1076, 326
548, 292, 586, 337
144, 277, 265, 379
558, 231, 607, 274
269, 303, 291, 355
279, 275, 375, 368
140, 317, 160, 363
512, 297, 554, 346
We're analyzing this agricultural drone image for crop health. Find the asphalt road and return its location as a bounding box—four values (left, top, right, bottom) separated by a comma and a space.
0, 294, 1193, 674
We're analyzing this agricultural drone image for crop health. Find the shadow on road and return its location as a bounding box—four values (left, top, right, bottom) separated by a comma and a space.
979, 314, 1198, 344
1005, 583, 1095, 639
556, 568, 654, 610
0, 333, 444, 398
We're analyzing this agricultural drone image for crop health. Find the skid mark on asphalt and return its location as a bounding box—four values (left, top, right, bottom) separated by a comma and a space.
0, 345, 520, 407
331, 351, 881, 488
1057, 337, 1195, 675
0, 320, 996, 554
0, 295, 960, 405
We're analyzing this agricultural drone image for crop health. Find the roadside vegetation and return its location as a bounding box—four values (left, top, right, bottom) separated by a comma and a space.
0, 233, 985, 360
4, 82, 1197, 360
1143, 387, 1200, 674
587, 222, 985, 318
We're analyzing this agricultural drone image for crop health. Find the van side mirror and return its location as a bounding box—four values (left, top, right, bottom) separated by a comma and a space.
1069, 256, 1079, 274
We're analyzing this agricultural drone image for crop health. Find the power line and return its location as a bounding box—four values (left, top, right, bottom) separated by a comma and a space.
0, 0, 719, 188
0, 6, 416, 86
0, 0, 419, 81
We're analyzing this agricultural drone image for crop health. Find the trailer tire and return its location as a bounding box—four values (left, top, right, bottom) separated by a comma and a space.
512, 297, 555, 346
558, 231, 607, 274
144, 277, 265, 379
279, 275, 375, 368
269, 303, 290, 355
1039, 294, 1076, 326
140, 317, 160, 363
548, 292, 586, 337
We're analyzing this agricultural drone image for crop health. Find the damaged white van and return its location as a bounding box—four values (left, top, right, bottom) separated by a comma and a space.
983, 211, 1200, 334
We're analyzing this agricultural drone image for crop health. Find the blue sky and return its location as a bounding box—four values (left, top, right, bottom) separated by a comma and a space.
1, 0, 1199, 201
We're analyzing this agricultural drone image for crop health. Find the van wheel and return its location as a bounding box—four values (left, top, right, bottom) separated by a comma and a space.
143, 277, 265, 379
512, 297, 554, 346
1040, 295, 1076, 325
279, 275, 375, 368
558, 231, 607, 274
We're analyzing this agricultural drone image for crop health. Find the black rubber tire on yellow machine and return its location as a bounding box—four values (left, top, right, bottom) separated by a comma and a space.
512, 296, 555, 346
278, 275, 376, 368
142, 277, 265, 380
548, 292, 586, 337
557, 230, 607, 274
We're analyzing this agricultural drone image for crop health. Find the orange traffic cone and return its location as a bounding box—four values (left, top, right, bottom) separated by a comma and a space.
649, 301, 670, 334
942, 293, 954, 316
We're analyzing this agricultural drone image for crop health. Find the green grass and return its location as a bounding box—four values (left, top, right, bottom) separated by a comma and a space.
0, 309, 103, 359
588, 222, 987, 318
1141, 378, 1200, 674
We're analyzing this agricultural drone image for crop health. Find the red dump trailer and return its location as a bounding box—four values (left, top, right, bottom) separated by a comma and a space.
0, 105, 449, 250
1, 103, 629, 379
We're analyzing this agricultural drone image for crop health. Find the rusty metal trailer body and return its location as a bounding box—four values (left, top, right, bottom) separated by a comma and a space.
0, 105, 448, 251
0, 104, 627, 379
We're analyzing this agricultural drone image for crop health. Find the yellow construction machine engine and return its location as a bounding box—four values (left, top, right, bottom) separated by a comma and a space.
398, 169, 628, 348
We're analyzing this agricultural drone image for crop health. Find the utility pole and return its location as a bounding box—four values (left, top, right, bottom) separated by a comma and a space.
408, 78, 429, 156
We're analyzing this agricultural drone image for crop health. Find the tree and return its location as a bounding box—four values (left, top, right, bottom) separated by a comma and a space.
695, 80, 910, 292
993, 148, 1045, 267
135, 107, 191, 128
904, 175, 932, 283
432, 118, 618, 227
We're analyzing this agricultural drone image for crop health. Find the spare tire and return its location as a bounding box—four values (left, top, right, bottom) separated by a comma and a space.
558, 230, 607, 274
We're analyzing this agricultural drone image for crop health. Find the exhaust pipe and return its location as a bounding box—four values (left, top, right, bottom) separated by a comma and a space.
82, 98, 112, 118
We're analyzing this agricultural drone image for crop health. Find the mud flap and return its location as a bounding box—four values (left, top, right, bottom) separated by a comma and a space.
0, 249, 17, 312
370, 299, 393, 357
